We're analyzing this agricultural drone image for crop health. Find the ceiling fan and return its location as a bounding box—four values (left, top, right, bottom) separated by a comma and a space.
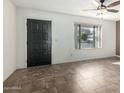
83, 0, 120, 14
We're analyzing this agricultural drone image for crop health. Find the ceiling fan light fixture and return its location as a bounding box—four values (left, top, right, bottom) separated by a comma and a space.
97, 8, 107, 15
101, 8, 107, 13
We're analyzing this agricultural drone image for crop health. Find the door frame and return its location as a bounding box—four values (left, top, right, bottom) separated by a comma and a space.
24, 17, 52, 68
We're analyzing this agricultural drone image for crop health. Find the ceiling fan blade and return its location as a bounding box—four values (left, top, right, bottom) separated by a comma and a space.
92, 0, 100, 7
82, 9, 97, 11
107, 1, 120, 8
107, 9, 119, 13
94, 0, 102, 4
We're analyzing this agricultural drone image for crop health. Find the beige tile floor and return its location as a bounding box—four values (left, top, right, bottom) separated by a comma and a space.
3, 57, 120, 93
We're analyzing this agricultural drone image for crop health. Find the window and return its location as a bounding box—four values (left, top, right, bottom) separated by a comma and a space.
75, 23, 102, 49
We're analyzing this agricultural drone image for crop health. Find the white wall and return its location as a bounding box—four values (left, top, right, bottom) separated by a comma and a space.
3, 0, 16, 81
16, 7, 116, 69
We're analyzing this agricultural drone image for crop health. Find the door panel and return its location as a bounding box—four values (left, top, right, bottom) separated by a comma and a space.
27, 19, 51, 67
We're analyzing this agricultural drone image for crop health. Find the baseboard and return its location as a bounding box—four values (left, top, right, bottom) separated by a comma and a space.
3, 69, 16, 82
116, 55, 120, 58
53, 56, 116, 65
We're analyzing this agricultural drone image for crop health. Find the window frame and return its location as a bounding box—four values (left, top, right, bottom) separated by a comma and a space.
74, 23, 102, 50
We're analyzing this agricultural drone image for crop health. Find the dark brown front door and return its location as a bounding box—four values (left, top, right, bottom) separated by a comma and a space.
27, 19, 51, 67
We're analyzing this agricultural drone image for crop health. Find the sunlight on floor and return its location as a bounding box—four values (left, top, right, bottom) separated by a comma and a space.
112, 62, 120, 65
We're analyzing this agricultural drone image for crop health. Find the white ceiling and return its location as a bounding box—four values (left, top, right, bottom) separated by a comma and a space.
13, 0, 120, 21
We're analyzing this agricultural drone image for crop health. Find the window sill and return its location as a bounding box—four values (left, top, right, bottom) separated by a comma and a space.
75, 47, 102, 50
